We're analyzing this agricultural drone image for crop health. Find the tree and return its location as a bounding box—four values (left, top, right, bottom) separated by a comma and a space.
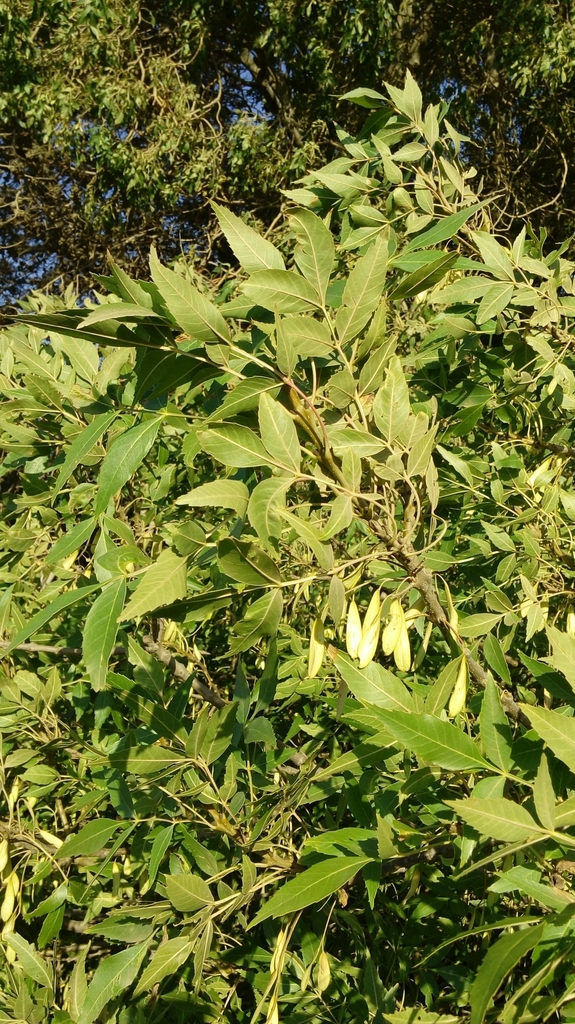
2, 1, 575, 304
3, 72, 575, 1022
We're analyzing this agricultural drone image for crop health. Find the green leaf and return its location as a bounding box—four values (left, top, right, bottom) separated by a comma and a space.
198, 702, 238, 764
476, 282, 514, 324
406, 427, 437, 478
469, 923, 545, 1024
175, 480, 250, 517
290, 208, 335, 301
67, 946, 88, 1022
480, 677, 512, 771
4, 583, 101, 654
147, 825, 174, 887
133, 936, 195, 996
404, 199, 490, 252
247, 477, 289, 543
207, 376, 281, 421
389, 251, 457, 301
109, 742, 185, 775
517, 703, 575, 774
120, 550, 187, 621
57, 819, 123, 859
545, 626, 575, 691
230, 589, 283, 653
52, 411, 116, 500
106, 677, 187, 744
313, 732, 396, 782
81, 302, 166, 326
482, 633, 512, 686
533, 751, 556, 832
45, 516, 97, 566
471, 231, 515, 281
458, 614, 504, 638
276, 315, 333, 374
165, 873, 214, 912
250, 856, 373, 926
281, 510, 334, 570
212, 202, 285, 274
150, 247, 230, 343
94, 417, 161, 515
328, 425, 386, 457
82, 578, 126, 691
243, 269, 320, 313
376, 711, 489, 771
218, 537, 281, 585
446, 798, 546, 842
335, 234, 388, 344
5, 934, 53, 989
77, 941, 149, 1024
332, 651, 414, 712
258, 392, 301, 472
373, 356, 410, 442
198, 424, 269, 468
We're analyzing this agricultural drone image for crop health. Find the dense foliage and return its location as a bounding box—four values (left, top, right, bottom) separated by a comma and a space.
5, 74, 575, 1023
2, 1, 575, 301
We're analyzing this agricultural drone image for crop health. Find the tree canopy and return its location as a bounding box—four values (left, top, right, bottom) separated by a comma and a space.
4, 73, 575, 1022
1, 1, 575, 303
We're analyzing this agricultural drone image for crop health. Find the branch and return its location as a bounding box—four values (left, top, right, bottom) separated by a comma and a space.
0, 639, 226, 710
239, 49, 304, 148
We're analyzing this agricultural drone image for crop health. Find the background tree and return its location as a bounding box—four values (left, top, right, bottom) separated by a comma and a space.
1, 1, 575, 300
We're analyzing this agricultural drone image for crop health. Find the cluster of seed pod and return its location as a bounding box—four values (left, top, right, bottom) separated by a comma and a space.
0, 839, 18, 962
346, 593, 425, 671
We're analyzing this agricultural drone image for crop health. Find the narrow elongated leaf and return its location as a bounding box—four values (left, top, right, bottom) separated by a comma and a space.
290, 208, 335, 300
469, 923, 545, 1024
165, 873, 214, 912
476, 282, 514, 324
81, 303, 166, 326
230, 589, 283, 653
471, 231, 515, 281
150, 248, 230, 343
212, 202, 285, 273
82, 578, 126, 691
376, 710, 489, 771
313, 732, 397, 782
134, 937, 195, 996
281, 510, 333, 570
198, 425, 269, 468
243, 270, 320, 313
94, 417, 161, 515
404, 199, 490, 252
45, 516, 97, 566
57, 819, 123, 859
198, 702, 238, 764
250, 856, 373, 926
4, 583, 101, 654
120, 550, 187, 621
447, 798, 546, 842
480, 677, 512, 771
218, 537, 281, 585
208, 376, 280, 421
147, 825, 174, 887
247, 477, 290, 543
335, 234, 388, 343
109, 742, 185, 775
373, 356, 410, 442
390, 251, 457, 301
175, 480, 249, 516
332, 650, 414, 712
518, 703, 575, 773
258, 392, 300, 472
406, 426, 437, 478
77, 941, 149, 1024
52, 411, 116, 499
5, 934, 53, 988
546, 626, 575, 691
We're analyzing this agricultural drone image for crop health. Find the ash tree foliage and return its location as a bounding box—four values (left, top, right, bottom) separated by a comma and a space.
6, 72, 575, 1023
